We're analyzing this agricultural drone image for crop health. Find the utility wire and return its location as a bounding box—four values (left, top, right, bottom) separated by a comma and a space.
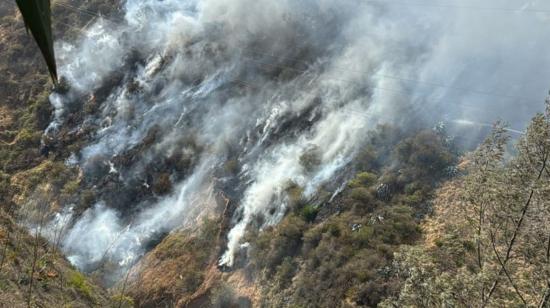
51, 20, 528, 135
233, 76, 525, 134
50, 12, 537, 125
360, 0, 550, 14
55, 1, 107, 18
50, 0, 545, 105
241, 47, 531, 101
47, 0, 543, 131
52, 0, 550, 15
234, 78, 525, 134
240, 56, 541, 115
54, 1, 119, 25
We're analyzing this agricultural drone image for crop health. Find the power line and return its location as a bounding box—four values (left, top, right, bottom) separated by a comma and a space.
52, 12, 398, 95
47, 0, 545, 125
360, 0, 550, 14
450, 119, 525, 134
51, 11, 540, 123
241, 47, 529, 101
232, 76, 525, 134
241, 55, 541, 113
54, 0, 119, 25
50, 1, 545, 104
4, 0, 548, 14
54, 0, 550, 16
56, 1, 106, 18
50, 18, 527, 135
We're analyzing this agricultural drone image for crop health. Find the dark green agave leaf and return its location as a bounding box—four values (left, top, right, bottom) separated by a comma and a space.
16, 0, 57, 83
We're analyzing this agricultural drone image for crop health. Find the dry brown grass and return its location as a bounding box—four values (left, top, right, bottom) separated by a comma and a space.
126, 223, 220, 307
0, 208, 112, 307
422, 179, 468, 248
224, 269, 261, 306
0, 2, 117, 307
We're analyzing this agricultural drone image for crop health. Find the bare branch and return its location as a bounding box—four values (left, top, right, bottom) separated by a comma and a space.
489, 230, 527, 306
484, 154, 548, 307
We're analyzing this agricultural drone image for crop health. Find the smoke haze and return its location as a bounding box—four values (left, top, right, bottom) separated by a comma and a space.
43, 0, 550, 275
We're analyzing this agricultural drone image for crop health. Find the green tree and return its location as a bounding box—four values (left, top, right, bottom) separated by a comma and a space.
385, 98, 550, 307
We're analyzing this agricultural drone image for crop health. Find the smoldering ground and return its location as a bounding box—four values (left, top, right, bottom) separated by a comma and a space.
38, 0, 550, 279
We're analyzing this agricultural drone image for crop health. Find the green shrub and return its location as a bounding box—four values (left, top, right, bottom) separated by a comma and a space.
348, 172, 377, 188
80, 189, 96, 208
299, 205, 318, 223
15, 128, 41, 147
274, 257, 296, 288
67, 270, 92, 298
401, 191, 424, 207
350, 187, 374, 204
393, 130, 455, 183
210, 282, 236, 308
250, 215, 306, 272
223, 159, 239, 175
111, 294, 134, 308
372, 206, 419, 245
61, 179, 80, 195
351, 225, 373, 248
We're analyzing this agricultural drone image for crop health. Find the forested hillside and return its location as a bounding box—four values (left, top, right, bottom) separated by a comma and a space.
383, 106, 550, 307
2, 1, 550, 307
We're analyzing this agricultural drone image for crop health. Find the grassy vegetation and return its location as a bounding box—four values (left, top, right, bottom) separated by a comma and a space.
0, 208, 111, 307
126, 218, 221, 307
382, 107, 550, 307
4, 0, 548, 307
0, 2, 117, 307
68, 270, 93, 298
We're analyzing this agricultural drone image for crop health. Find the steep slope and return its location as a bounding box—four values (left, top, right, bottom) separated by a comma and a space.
116, 126, 457, 307
0, 208, 113, 307
4, 1, 550, 307
0, 1, 118, 307
382, 111, 550, 307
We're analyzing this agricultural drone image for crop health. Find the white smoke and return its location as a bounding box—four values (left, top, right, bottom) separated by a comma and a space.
62, 158, 215, 275
45, 0, 550, 274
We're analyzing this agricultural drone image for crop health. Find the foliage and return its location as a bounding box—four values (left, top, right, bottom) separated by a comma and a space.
348, 172, 377, 188
299, 146, 322, 172
67, 270, 93, 298
247, 126, 457, 307
111, 294, 135, 308
384, 100, 550, 307
209, 282, 237, 308
298, 204, 319, 223
126, 218, 221, 307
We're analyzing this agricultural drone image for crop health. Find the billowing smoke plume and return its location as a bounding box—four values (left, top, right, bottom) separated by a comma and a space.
44, 0, 550, 275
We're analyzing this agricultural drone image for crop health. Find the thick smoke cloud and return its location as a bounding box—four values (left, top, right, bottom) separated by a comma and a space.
44, 0, 550, 275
